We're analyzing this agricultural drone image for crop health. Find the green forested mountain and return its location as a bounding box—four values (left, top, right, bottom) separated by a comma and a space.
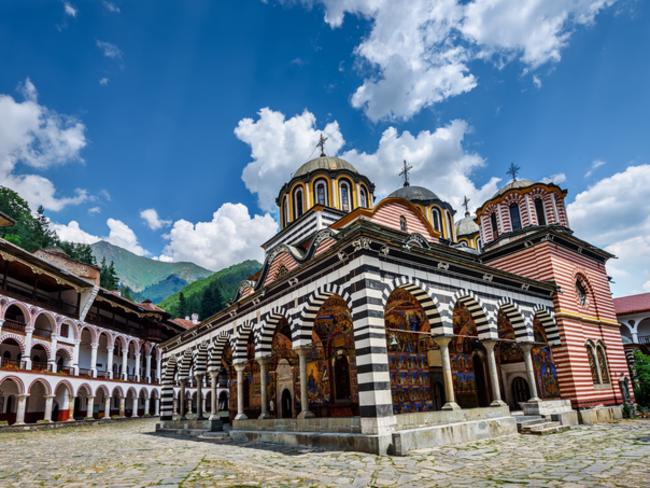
132, 274, 188, 303
159, 260, 261, 319
90, 240, 211, 292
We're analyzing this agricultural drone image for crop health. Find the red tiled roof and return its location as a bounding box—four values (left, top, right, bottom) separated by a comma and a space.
140, 301, 165, 312
171, 318, 195, 330
613, 292, 650, 316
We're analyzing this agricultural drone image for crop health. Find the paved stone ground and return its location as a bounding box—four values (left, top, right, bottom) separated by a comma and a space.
0, 418, 648, 487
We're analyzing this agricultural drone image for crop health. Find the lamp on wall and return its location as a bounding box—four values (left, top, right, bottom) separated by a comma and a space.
389, 333, 399, 349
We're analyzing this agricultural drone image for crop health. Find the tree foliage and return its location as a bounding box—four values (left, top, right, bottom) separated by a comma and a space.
99, 257, 119, 290
633, 350, 650, 407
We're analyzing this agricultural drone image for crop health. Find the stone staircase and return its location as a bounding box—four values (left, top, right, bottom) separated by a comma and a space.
513, 414, 570, 435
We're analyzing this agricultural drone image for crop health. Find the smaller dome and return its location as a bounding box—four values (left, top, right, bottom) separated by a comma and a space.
456, 213, 480, 236
493, 179, 536, 198
388, 185, 442, 203
293, 156, 358, 178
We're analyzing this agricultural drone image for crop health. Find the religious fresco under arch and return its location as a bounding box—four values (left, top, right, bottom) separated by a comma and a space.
532, 320, 560, 398
306, 295, 358, 417
450, 305, 487, 408
267, 321, 299, 418
496, 313, 524, 364
385, 288, 437, 414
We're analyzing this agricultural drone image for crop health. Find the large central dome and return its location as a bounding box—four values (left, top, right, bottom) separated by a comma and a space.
293, 156, 359, 178
388, 185, 441, 202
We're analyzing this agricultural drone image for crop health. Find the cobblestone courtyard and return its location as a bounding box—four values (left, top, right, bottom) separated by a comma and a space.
0, 419, 648, 487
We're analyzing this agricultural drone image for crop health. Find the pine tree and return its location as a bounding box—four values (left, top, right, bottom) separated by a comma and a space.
200, 287, 214, 319
178, 292, 187, 318
99, 258, 119, 290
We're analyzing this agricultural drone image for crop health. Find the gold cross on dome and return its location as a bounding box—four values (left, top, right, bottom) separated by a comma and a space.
507, 162, 521, 182
317, 133, 328, 157
462, 195, 470, 215
399, 160, 413, 187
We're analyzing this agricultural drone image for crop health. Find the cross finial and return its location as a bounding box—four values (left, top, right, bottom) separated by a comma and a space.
507, 162, 520, 182
462, 195, 470, 216
399, 160, 413, 187
317, 133, 328, 157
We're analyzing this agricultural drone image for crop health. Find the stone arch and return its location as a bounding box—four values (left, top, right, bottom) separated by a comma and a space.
1, 300, 31, 324
381, 277, 447, 335
295, 283, 354, 346
76, 382, 93, 398
111, 384, 125, 399
28, 377, 53, 396
78, 324, 99, 344
496, 298, 530, 342
0, 375, 25, 395
194, 342, 208, 376
94, 384, 110, 398
138, 386, 150, 399
160, 354, 177, 420
450, 289, 493, 339
0, 333, 26, 355
533, 305, 560, 346
257, 307, 293, 357
178, 349, 193, 380
233, 320, 255, 363
31, 310, 56, 337
208, 330, 231, 371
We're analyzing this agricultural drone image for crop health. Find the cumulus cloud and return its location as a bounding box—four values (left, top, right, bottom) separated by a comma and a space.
96, 40, 122, 60
303, 0, 617, 120
140, 208, 171, 231
542, 173, 567, 185
567, 164, 650, 295
237, 107, 497, 214
0, 78, 88, 211
53, 218, 147, 256
159, 203, 278, 270
63, 2, 77, 17
99, 77, 110, 86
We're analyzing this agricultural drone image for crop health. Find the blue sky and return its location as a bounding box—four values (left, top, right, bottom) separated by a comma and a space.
1, 0, 649, 295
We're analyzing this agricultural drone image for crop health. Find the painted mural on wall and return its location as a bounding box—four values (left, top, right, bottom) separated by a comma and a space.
385, 288, 436, 414
267, 322, 298, 418
450, 305, 482, 408
496, 313, 524, 364
532, 320, 560, 398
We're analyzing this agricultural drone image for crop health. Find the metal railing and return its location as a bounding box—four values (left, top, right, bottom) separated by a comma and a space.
2, 319, 26, 333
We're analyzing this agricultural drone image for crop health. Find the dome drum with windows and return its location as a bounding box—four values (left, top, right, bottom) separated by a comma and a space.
277, 155, 375, 229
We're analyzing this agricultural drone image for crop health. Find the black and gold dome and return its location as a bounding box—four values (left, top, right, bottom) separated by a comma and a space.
277, 154, 375, 229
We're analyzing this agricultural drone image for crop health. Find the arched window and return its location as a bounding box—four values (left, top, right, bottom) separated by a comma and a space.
490, 213, 499, 238
445, 210, 454, 239
596, 344, 610, 384
339, 180, 351, 212
399, 215, 407, 232
576, 278, 588, 307
431, 207, 441, 232
293, 187, 304, 219
586, 344, 599, 384
359, 186, 368, 208
282, 196, 289, 225
509, 203, 522, 231
314, 179, 328, 206
534, 197, 546, 226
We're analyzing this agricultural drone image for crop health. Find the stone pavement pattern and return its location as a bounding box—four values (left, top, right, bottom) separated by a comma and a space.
0, 419, 648, 487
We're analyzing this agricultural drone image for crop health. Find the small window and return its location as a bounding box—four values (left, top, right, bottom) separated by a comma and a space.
315, 180, 328, 206
282, 196, 289, 225
576, 279, 588, 306
596, 345, 610, 384
359, 186, 368, 208
587, 346, 599, 384
490, 213, 499, 238
509, 203, 522, 231
431, 208, 441, 232
339, 181, 351, 212
534, 198, 546, 226
294, 188, 304, 219
399, 216, 408, 232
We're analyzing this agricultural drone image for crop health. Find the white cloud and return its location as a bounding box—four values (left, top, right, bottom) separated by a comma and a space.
237, 107, 497, 214
63, 2, 77, 17
88, 206, 101, 215
99, 77, 110, 86
53, 218, 147, 256
542, 173, 566, 184
140, 208, 171, 231
585, 159, 606, 178
159, 203, 278, 270
567, 164, 650, 295
96, 40, 122, 60
532, 75, 543, 89
305, 0, 617, 121
644, 280, 650, 292
102, 1, 120, 13
0, 78, 88, 211
236, 108, 344, 212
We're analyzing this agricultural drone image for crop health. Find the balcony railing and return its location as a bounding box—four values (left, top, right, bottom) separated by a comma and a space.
2, 319, 27, 333
639, 335, 650, 345
0, 359, 21, 370
31, 360, 48, 372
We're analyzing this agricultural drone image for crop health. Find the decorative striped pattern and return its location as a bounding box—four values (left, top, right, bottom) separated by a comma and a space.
533, 305, 560, 346
295, 284, 352, 347
256, 307, 291, 357
194, 342, 208, 376
380, 277, 449, 336
496, 297, 530, 342
160, 355, 178, 420
207, 330, 231, 372
178, 349, 192, 380
232, 320, 255, 363
450, 289, 495, 339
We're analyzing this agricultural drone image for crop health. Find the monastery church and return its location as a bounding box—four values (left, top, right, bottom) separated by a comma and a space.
159, 146, 630, 455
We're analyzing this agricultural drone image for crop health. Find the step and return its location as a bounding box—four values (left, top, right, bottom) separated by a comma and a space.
197, 432, 230, 441
521, 421, 570, 435
513, 415, 546, 432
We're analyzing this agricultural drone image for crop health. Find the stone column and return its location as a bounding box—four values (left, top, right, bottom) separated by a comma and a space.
119, 396, 126, 417
209, 372, 218, 420
179, 380, 187, 419
72, 340, 80, 375
234, 362, 248, 420
85, 396, 95, 420
521, 343, 540, 401
145, 354, 152, 383
90, 343, 99, 378
156, 353, 162, 383
44, 394, 55, 422
144, 397, 151, 416
106, 347, 114, 379
23, 330, 33, 370
483, 340, 506, 406
134, 351, 141, 382
195, 374, 205, 420
104, 396, 111, 419
14, 394, 28, 425
132, 397, 139, 417
49, 335, 58, 372
257, 357, 271, 419
154, 397, 160, 416
296, 347, 314, 418
121, 351, 128, 380
434, 336, 460, 410
67, 395, 76, 421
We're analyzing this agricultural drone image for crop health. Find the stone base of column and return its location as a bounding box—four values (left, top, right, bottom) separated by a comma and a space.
490, 399, 507, 407
13, 421, 25, 426
258, 412, 272, 420
234, 413, 248, 420
297, 410, 315, 419
441, 402, 461, 411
